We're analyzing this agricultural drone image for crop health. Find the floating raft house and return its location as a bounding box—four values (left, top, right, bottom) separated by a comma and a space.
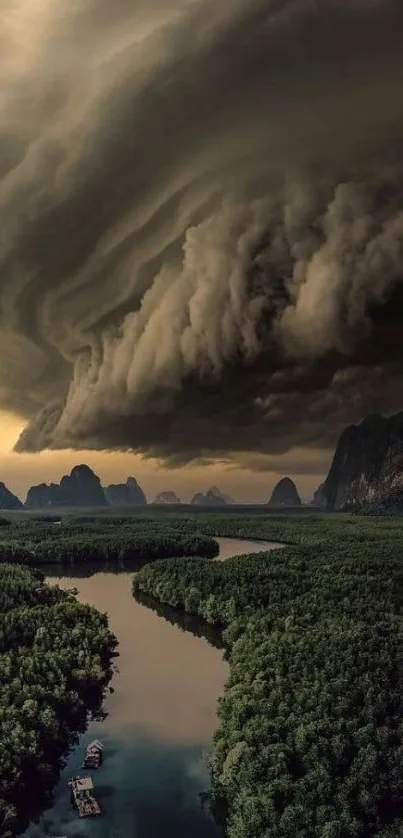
68, 775, 101, 818
82, 738, 104, 769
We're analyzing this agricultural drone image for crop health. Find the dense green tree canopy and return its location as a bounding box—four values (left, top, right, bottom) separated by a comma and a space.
3, 510, 403, 836
134, 513, 403, 838
0, 563, 116, 836
0, 518, 219, 564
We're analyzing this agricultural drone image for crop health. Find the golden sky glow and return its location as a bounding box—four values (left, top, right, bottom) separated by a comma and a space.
2, 2, 396, 495
0, 410, 326, 503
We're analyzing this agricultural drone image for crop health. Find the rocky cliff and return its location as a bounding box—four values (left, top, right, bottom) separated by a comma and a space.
311, 482, 325, 507
105, 477, 147, 506
60, 465, 107, 507
25, 465, 108, 508
322, 413, 403, 511
268, 477, 301, 507
25, 483, 58, 509
0, 482, 22, 509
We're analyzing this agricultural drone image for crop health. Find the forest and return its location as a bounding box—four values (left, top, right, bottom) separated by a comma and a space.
0, 563, 116, 837
133, 513, 403, 838
3, 509, 403, 836
0, 517, 219, 564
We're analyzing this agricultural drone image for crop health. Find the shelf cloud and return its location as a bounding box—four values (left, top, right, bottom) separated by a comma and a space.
1, 0, 403, 464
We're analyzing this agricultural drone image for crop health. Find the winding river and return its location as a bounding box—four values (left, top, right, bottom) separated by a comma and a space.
23, 537, 280, 838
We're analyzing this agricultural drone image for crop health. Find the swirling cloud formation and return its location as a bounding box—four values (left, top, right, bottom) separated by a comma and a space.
1, 0, 403, 464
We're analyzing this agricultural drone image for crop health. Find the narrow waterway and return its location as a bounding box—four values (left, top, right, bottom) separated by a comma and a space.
23, 536, 279, 838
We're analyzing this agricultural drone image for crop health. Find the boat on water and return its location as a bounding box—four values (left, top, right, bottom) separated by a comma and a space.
81, 738, 104, 769
68, 775, 101, 818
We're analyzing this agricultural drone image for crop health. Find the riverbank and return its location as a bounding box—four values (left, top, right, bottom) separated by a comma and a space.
0, 564, 116, 838
0, 518, 219, 565
21, 536, 274, 837
133, 517, 403, 838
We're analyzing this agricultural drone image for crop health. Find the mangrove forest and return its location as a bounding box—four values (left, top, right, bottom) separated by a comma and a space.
133, 512, 403, 838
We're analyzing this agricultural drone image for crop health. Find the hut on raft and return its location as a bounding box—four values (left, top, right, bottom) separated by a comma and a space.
68, 775, 101, 818
81, 738, 104, 769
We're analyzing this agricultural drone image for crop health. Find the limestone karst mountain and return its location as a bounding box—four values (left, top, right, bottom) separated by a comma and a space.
0, 482, 22, 509
25, 465, 108, 508
154, 491, 181, 504
105, 477, 147, 506
191, 486, 233, 505
268, 477, 301, 507
322, 413, 403, 512
311, 482, 325, 507
25, 483, 58, 509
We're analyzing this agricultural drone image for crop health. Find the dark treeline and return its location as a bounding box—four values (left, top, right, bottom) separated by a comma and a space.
0, 518, 219, 565
185, 510, 403, 547
0, 563, 117, 837
52, 508, 403, 547
134, 588, 224, 651
133, 515, 403, 838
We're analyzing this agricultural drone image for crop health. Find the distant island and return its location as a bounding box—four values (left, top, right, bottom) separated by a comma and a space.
191, 486, 233, 506
18, 466, 148, 511
154, 491, 181, 504
25, 465, 108, 509
3, 410, 403, 515
0, 469, 234, 511
105, 477, 147, 507
268, 477, 301, 507
0, 482, 22, 510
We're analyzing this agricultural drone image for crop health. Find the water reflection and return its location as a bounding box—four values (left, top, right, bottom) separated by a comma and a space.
133, 590, 224, 652
22, 537, 271, 838
25, 734, 221, 838
23, 576, 227, 836
215, 536, 282, 561
40, 558, 167, 578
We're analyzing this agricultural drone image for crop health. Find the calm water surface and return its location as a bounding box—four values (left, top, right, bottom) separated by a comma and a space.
23, 537, 278, 838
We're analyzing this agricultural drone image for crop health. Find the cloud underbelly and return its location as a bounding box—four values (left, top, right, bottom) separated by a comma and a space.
1, 0, 403, 462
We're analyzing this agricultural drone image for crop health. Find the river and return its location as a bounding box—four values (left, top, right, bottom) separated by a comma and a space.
23, 536, 279, 838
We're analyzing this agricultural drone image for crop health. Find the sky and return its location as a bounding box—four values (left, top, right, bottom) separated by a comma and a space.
0, 0, 403, 504
0, 409, 329, 502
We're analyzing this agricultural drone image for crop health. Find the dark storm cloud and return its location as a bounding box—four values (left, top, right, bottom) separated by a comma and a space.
1, 0, 403, 464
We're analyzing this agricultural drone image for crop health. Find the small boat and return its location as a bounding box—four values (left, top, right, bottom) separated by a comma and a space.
81, 738, 104, 769
68, 775, 101, 818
